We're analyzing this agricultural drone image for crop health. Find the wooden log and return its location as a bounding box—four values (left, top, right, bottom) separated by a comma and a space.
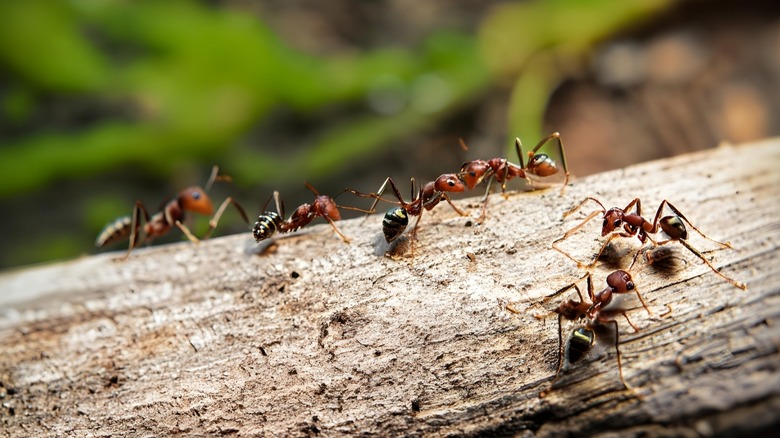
1, 138, 779, 436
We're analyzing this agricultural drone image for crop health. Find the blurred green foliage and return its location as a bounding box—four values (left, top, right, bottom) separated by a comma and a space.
0, 0, 671, 268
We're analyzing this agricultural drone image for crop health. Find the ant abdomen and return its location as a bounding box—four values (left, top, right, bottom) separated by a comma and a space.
659, 216, 688, 240
382, 207, 409, 243
566, 327, 596, 364
253, 211, 283, 242
95, 216, 135, 248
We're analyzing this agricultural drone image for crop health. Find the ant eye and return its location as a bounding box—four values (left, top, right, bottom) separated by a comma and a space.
626, 281, 634, 290
613, 219, 621, 228
448, 180, 455, 187
192, 191, 201, 200
469, 171, 476, 177
602, 219, 608, 228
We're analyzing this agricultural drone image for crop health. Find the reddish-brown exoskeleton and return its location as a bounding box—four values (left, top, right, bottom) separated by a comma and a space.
253, 182, 374, 244
552, 197, 747, 290
96, 166, 249, 259
349, 174, 468, 247
536, 269, 650, 396
458, 132, 570, 221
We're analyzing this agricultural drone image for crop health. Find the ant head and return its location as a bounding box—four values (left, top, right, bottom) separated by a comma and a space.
314, 196, 341, 221
601, 208, 625, 236
434, 174, 466, 193
382, 207, 409, 243
526, 154, 558, 177
659, 216, 687, 240
566, 327, 596, 364
179, 186, 214, 215
459, 161, 490, 190
606, 270, 634, 292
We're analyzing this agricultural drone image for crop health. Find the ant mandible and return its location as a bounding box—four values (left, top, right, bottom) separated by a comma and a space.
552, 197, 747, 290
349, 174, 468, 246
96, 166, 249, 259
535, 269, 650, 396
253, 182, 374, 244
458, 132, 570, 221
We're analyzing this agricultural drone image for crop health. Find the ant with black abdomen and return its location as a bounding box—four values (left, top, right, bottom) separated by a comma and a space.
347, 174, 468, 250
535, 268, 651, 397
95, 166, 248, 259
253, 182, 374, 244
551, 197, 747, 290
457, 132, 570, 222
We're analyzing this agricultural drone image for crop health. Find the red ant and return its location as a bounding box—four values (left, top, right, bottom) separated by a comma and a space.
552, 197, 747, 290
458, 132, 570, 221
348, 174, 468, 247
536, 269, 651, 396
96, 166, 249, 258
253, 182, 374, 244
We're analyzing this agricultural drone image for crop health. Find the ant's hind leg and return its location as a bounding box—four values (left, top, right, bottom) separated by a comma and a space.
122, 201, 150, 260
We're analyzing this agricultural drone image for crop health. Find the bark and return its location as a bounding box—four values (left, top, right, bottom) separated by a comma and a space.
1, 138, 779, 437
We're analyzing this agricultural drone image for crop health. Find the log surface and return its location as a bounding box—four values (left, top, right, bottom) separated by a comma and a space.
1, 139, 779, 437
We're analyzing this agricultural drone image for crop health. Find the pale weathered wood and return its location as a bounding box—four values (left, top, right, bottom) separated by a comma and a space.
1, 139, 779, 437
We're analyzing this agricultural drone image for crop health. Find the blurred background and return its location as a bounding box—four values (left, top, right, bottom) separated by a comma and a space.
1, 0, 778, 269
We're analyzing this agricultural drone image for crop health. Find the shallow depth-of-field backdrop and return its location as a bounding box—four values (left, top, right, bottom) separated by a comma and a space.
1, 0, 778, 269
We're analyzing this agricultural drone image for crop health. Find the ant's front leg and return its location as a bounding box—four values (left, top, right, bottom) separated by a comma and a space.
552, 209, 604, 268
562, 197, 606, 219
203, 197, 250, 239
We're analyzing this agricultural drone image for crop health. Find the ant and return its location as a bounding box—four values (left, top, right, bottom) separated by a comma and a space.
253, 182, 374, 244
552, 197, 747, 290
96, 166, 249, 258
458, 132, 570, 221
536, 269, 651, 396
348, 174, 468, 246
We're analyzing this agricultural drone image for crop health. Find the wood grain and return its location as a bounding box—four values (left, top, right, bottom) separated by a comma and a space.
1, 138, 779, 436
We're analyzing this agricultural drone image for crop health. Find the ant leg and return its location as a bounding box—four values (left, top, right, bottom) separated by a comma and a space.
273, 191, 285, 218
364, 177, 408, 216
440, 193, 468, 216
677, 239, 747, 290
203, 197, 250, 239
123, 201, 150, 260
562, 197, 605, 219
618, 310, 640, 333
607, 319, 633, 391
204, 165, 234, 192
204, 165, 220, 192
174, 220, 201, 244
407, 209, 425, 258
622, 198, 642, 217
657, 200, 732, 249
344, 188, 401, 207
540, 281, 585, 307
331, 188, 379, 215
323, 217, 351, 244
552, 209, 604, 268
500, 163, 511, 197
584, 273, 595, 303
334, 204, 376, 215
476, 176, 495, 224
586, 233, 622, 270
540, 314, 566, 397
